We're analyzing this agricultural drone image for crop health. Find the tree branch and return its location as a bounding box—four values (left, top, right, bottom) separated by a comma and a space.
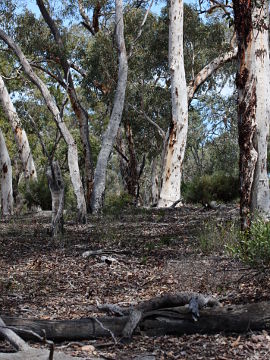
77, 0, 95, 35
129, 103, 165, 139
128, 0, 154, 58
187, 46, 237, 103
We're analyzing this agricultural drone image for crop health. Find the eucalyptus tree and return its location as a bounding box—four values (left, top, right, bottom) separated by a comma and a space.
0, 74, 37, 183
36, 0, 94, 211
157, 0, 188, 207
157, 2, 237, 207
232, 0, 270, 229
90, 0, 128, 213
0, 29, 87, 223
0, 127, 13, 215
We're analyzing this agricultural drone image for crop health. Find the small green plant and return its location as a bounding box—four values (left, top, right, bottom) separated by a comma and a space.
104, 192, 133, 214
198, 220, 237, 254
19, 175, 51, 210
227, 218, 270, 268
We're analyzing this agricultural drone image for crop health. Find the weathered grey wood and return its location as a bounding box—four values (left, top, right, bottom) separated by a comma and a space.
0, 317, 28, 352
3, 301, 270, 341
0, 348, 101, 360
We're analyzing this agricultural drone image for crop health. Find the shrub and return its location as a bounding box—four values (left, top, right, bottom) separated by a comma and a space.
183, 171, 239, 204
198, 220, 238, 254
227, 218, 270, 268
19, 175, 51, 210
104, 192, 133, 214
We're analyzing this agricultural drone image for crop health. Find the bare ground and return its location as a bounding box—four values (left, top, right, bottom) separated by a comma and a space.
1, 205, 270, 359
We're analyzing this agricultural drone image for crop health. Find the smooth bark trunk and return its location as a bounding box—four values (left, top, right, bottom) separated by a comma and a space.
0, 29, 87, 223
158, 0, 188, 207
157, 40, 237, 207
187, 46, 237, 104
233, 0, 270, 229
0, 75, 37, 183
0, 128, 13, 215
90, 0, 128, 213
37, 0, 94, 211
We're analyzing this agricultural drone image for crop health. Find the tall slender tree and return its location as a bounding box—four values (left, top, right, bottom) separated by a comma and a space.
0, 127, 13, 215
233, 0, 270, 229
36, 0, 94, 211
158, 0, 188, 207
90, 0, 128, 213
0, 74, 37, 183
157, 2, 237, 207
0, 29, 87, 223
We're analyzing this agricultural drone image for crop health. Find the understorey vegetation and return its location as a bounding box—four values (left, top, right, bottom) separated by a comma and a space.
1, 0, 270, 359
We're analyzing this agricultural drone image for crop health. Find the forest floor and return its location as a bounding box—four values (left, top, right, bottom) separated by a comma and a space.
1, 204, 270, 359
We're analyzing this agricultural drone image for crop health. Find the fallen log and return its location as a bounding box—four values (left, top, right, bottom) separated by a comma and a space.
2, 301, 270, 341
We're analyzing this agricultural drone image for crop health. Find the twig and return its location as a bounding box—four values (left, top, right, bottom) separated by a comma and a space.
128, 0, 154, 58
94, 319, 118, 344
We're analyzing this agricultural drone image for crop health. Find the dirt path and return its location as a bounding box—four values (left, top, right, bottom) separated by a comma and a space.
1, 205, 270, 359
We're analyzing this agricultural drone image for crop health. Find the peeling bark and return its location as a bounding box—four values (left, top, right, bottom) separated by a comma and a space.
0, 75, 37, 183
90, 0, 128, 213
0, 29, 87, 223
233, 0, 270, 229
0, 128, 13, 216
158, 0, 188, 207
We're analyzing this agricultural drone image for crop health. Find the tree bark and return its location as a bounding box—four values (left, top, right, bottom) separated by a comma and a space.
233, 0, 270, 229
116, 124, 144, 203
151, 157, 159, 205
0, 75, 37, 183
0, 29, 87, 223
36, 0, 94, 212
0, 128, 13, 216
158, 0, 188, 207
46, 161, 64, 236
3, 301, 270, 340
90, 0, 128, 213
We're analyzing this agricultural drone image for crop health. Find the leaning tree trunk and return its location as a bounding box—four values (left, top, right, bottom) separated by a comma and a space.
233, 0, 270, 229
37, 0, 94, 211
0, 29, 87, 223
90, 0, 128, 213
0, 74, 37, 182
0, 128, 13, 215
46, 161, 64, 237
158, 0, 188, 207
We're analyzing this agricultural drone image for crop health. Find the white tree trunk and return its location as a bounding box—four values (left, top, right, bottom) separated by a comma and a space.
0, 128, 13, 215
158, 0, 188, 207
233, 0, 270, 229
0, 75, 37, 182
0, 29, 87, 223
90, 0, 128, 213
